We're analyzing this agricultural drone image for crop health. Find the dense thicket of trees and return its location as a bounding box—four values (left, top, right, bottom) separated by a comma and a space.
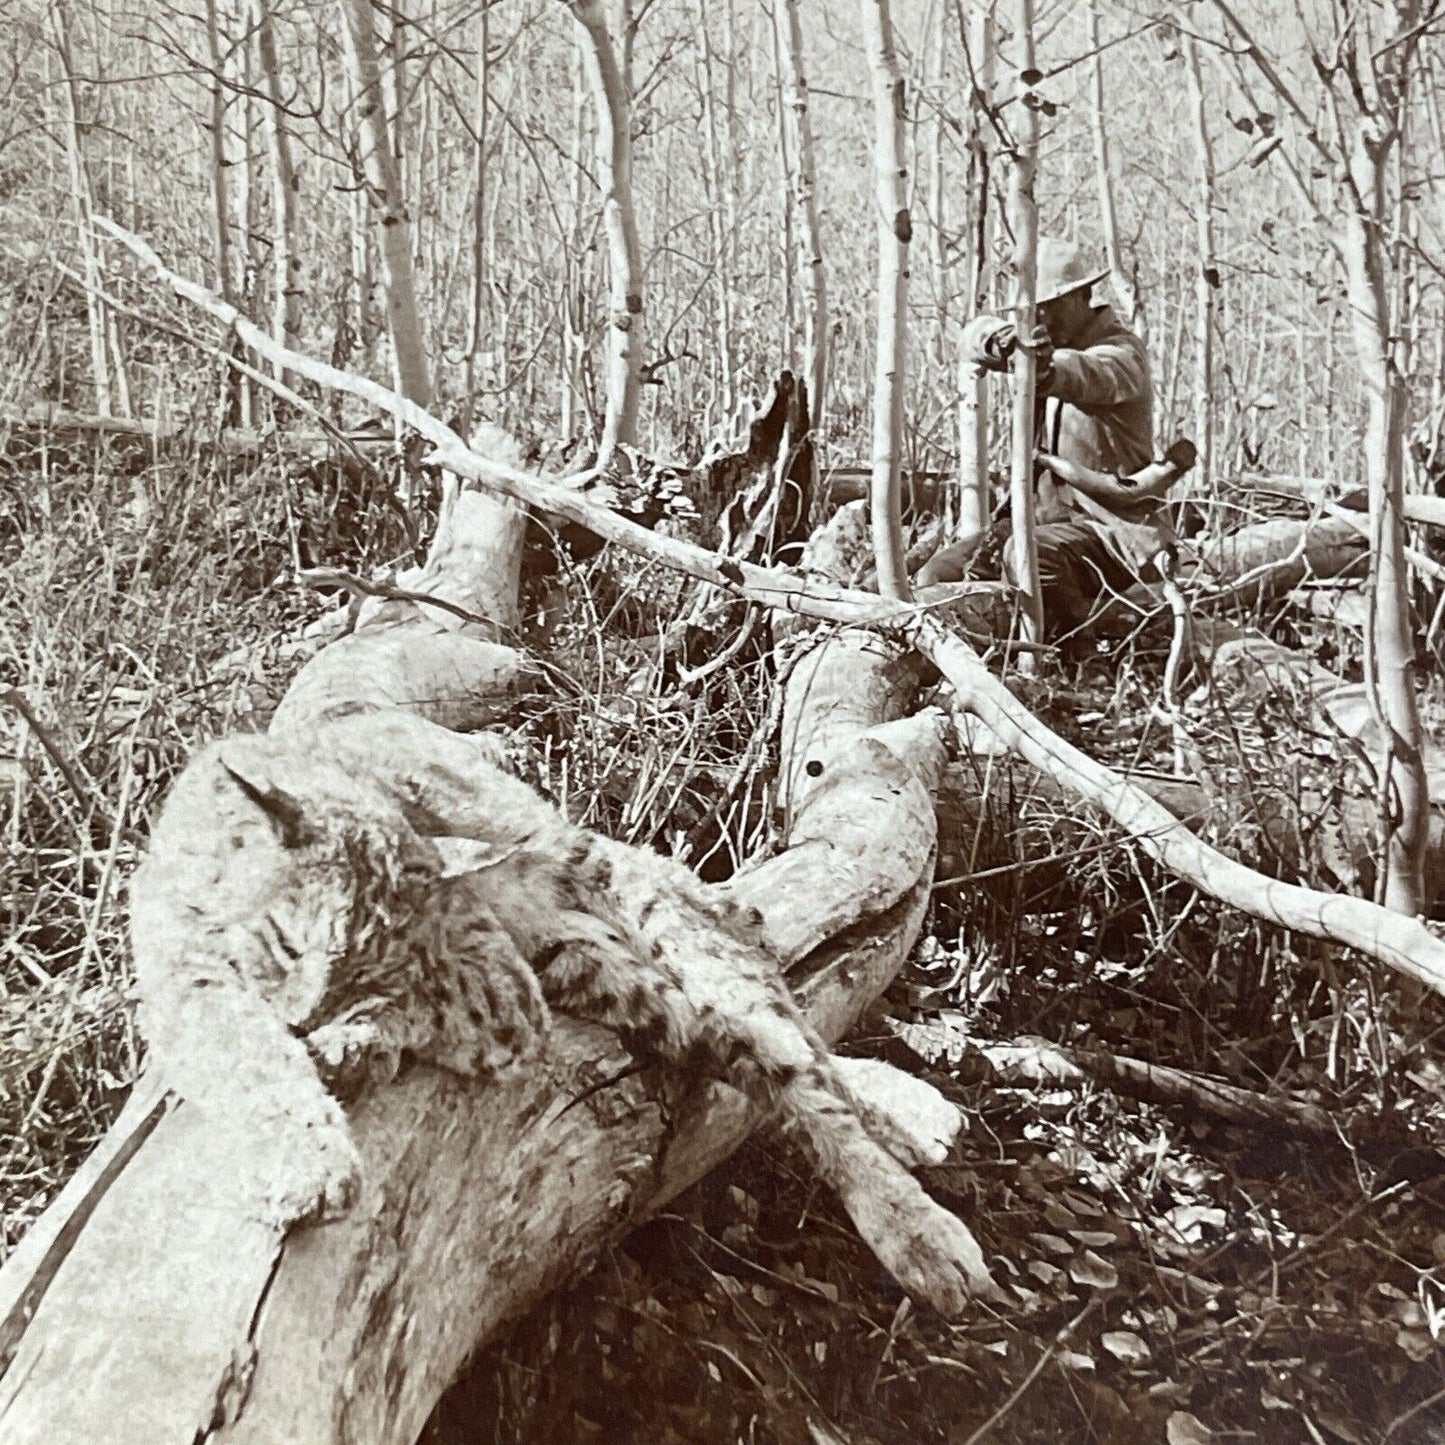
6, 0, 1442, 486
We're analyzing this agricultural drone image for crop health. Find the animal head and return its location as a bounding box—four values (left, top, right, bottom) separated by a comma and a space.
133, 735, 438, 1030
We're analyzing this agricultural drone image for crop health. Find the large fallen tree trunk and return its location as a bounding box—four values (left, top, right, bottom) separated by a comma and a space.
0, 423, 982, 1442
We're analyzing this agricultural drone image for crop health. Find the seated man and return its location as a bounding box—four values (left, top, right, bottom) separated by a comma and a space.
919, 237, 1168, 639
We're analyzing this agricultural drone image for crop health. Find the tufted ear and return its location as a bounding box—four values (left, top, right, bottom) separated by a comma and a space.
217, 745, 318, 851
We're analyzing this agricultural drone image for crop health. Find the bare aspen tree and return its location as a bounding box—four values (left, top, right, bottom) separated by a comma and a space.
233, 22, 257, 426
338, 0, 432, 405
692, 0, 734, 427
768, 13, 798, 369
412, 5, 432, 279
462, 2, 490, 433
561, 38, 590, 441
1211, 0, 1429, 914
1344, 117, 1427, 912
1182, 32, 1215, 491
779, 0, 828, 449
928, 0, 948, 369
254, 0, 302, 384
1087, 0, 1144, 341
860, 0, 911, 600
383, 0, 405, 172
1006, 0, 1042, 648
956, 0, 995, 543
567, 0, 642, 468
204, 0, 236, 314
50, 0, 127, 416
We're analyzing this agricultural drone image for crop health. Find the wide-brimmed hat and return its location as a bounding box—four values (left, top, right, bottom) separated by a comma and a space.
1036, 237, 1110, 304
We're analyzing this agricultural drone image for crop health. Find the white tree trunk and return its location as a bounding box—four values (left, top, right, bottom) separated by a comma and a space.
463, 3, 490, 433
1183, 34, 1215, 490
1088, 0, 1145, 342
568, 0, 642, 468
956, 1, 994, 544
562, 38, 590, 441
860, 0, 911, 601
52, 0, 126, 417
779, 0, 828, 451
254, 0, 303, 387
1343, 122, 1428, 914
1006, 0, 1042, 649
337, 0, 432, 406
204, 0, 235, 312
692, 0, 735, 431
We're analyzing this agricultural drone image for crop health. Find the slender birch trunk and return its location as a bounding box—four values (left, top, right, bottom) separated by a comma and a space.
412, 7, 431, 278
1006, 0, 1042, 649
1087, 0, 1144, 342
51, 1, 124, 417
1183, 33, 1215, 491
928, 0, 947, 370
204, 0, 235, 314
1345, 122, 1428, 914
957, 0, 994, 543
201, 0, 240, 431
769, 11, 797, 373
254, 0, 302, 390
561, 38, 589, 441
693, 0, 734, 429
567, 0, 642, 468
463, 3, 490, 434
779, 0, 827, 449
384, 0, 405, 171
337, 0, 432, 405
860, 0, 910, 601
234, 25, 258, 426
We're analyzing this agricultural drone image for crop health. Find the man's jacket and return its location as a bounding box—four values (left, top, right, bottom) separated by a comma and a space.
963, 303, 1163, 568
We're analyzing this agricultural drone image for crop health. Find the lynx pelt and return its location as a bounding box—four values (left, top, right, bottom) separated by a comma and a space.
130, 710, 996, 1315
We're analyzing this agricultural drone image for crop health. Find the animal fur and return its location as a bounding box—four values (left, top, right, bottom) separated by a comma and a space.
129, 710, 997, 1314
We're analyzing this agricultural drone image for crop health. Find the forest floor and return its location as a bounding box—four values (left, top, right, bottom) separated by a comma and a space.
6, 438, 1445, 1444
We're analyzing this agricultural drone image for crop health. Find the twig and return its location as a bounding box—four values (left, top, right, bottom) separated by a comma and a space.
974, 1037, 1339, 1136
1323, 500, 1445, 582
0, 687, 106, 826
294, 566, 501, 634
677, 606, 763, 687
1384, 1381, 1445, 1440
1156, 550, 1194, 774
958, 1297, 1098, 1445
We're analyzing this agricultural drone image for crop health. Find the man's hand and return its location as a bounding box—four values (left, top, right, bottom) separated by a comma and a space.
961, 315, 1055, 386
960, 315, 1015, 373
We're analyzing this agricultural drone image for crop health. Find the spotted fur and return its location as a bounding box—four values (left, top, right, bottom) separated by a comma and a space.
131, 711, 995, 1313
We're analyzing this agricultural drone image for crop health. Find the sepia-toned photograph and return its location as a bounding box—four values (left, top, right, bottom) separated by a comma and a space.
3, 0, 1445, 1440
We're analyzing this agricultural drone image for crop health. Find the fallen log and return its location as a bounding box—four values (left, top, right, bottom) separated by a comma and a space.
0, 402, 404, 474
1230, 472, 1445, 531
891, 1021, 1340, 1137
912, 619, 1445, 992
0, 392, 992, 1444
